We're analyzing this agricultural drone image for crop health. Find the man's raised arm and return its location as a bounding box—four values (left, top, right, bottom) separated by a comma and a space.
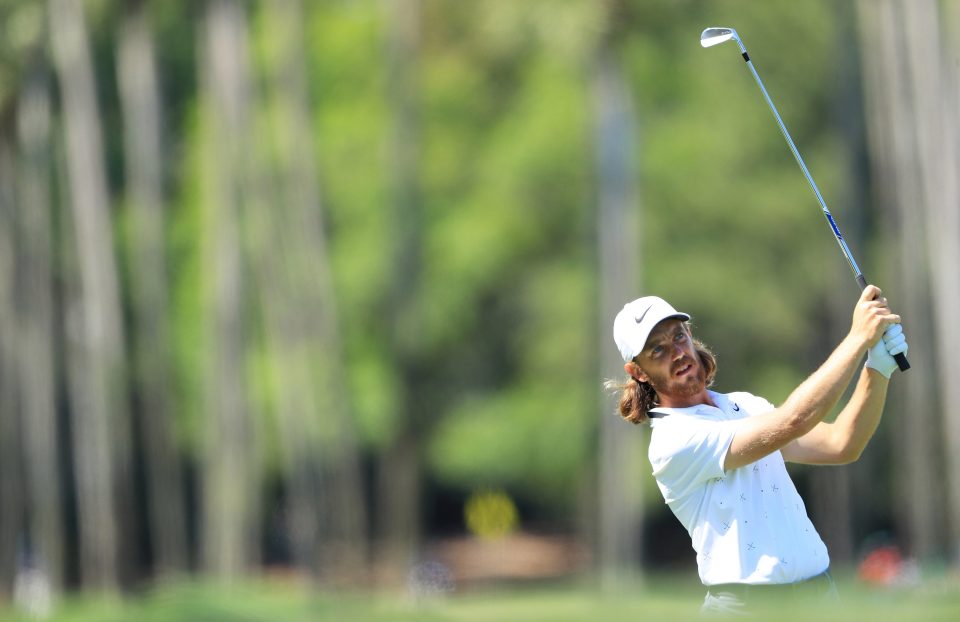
723, 285, 901, 471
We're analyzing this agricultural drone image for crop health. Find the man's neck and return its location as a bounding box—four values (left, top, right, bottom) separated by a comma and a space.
659, 389, 716, 410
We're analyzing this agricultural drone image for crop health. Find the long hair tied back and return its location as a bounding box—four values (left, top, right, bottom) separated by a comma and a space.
605, 338, 717, 425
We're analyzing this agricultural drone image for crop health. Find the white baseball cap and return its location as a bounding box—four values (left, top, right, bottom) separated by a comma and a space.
613, 296, 691, 362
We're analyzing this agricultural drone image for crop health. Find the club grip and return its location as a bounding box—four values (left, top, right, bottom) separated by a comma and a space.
857, 276, 910, 372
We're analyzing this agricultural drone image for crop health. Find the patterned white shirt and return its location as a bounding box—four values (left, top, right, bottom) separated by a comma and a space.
648, 390, 829, 585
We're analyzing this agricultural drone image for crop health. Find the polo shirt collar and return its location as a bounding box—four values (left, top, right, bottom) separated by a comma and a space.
649, 390, 731, 419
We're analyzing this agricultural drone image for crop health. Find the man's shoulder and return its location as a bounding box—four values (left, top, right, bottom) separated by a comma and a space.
722, 390, 776, 414
722, 390, 765, 402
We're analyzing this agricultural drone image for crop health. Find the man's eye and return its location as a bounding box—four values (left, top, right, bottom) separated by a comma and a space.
675, 332, 685, 342
652, 346, 663, 356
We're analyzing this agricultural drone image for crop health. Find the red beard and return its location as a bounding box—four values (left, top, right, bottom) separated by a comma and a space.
646, 355, 707, 401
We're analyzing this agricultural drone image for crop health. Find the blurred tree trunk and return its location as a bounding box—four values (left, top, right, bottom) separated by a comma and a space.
257, 0, 367, 582
117, 0, 188, 578
899, 0, 960, 567
378, 0, 423, 582
593, 0, 644, 589
857, 0, 942, 561
199, 0, 261, 580
49, 0, 130, 591
938, 0, 960, 568
0, 140, 25, 597
15, 63, 64, 592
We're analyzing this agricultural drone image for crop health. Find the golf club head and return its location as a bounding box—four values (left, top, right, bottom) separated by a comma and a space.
700, 27, 739, 48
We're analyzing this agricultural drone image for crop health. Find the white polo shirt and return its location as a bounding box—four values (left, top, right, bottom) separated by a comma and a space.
648, 390, 829, 586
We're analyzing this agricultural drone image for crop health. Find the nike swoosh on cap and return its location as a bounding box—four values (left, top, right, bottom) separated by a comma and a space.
635, 305, 652, 324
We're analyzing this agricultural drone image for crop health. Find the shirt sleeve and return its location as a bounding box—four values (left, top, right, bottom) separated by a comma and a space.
649, 416, 742, 503
734, 392, 776, 417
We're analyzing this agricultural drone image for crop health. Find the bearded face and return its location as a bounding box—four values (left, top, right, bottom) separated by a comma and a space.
643, 352, 708, 402
630, 319, 710, 406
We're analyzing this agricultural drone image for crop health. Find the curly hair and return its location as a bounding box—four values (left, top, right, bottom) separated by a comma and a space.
605, 336, 718, 425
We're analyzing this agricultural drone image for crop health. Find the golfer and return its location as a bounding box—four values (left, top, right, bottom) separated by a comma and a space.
610, 285, 908, 614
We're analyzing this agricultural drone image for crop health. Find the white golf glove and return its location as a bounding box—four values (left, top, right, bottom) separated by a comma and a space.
865, 323, 908, 379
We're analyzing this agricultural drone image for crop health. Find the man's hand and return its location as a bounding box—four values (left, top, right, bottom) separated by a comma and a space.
866, 323, 909, 379
850, 285, 901, 351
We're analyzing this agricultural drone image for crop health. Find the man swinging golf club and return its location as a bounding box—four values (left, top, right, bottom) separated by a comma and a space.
610, 286, 907, 614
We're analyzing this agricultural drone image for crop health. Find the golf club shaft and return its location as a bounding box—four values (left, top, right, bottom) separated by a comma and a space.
735, 41, 909, 371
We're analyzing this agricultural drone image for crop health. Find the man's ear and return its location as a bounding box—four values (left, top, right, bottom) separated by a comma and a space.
624, 361, 649, 383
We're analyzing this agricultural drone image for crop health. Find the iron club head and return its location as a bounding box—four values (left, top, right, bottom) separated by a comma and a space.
700, 27, 739, 48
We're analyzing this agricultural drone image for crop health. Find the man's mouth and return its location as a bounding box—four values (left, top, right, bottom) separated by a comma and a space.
673, 360, 695, 377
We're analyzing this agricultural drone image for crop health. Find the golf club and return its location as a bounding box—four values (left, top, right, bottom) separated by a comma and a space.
700, 26, 909, 371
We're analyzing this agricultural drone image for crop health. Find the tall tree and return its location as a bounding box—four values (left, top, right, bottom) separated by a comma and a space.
594, 0, 644, 589
856, 0, 943, 560
116, 0, 188, 577
0, 138, 24, 597
936, 0, 960, 568
899, 0, 960, 566
199, 0, 261, 580
257, 0, 367, 582
49, 0, 129, 591
378, 0, 423, 581
15, 61, 64, 593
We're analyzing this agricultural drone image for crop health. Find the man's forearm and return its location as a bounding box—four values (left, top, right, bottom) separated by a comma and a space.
779, 335, 866, 435
724, 335, 868, 470
829, 366, 889, 461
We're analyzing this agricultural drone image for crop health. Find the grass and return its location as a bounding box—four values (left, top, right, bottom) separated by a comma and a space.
2, 572, 959, 622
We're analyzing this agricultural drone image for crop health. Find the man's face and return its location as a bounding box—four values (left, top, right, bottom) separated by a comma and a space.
631, 319, 706, 401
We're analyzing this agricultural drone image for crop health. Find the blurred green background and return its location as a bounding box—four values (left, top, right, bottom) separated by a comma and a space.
1, 0, 959, 619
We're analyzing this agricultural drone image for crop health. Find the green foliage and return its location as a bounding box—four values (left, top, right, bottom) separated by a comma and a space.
286, 0, 861, 503
631, 0, 851, 400
169, 102, 209, 456
306, 3, 396, 447
417, 0, 857, 507
3, 0, 912, 585
0, 0, 45, 107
